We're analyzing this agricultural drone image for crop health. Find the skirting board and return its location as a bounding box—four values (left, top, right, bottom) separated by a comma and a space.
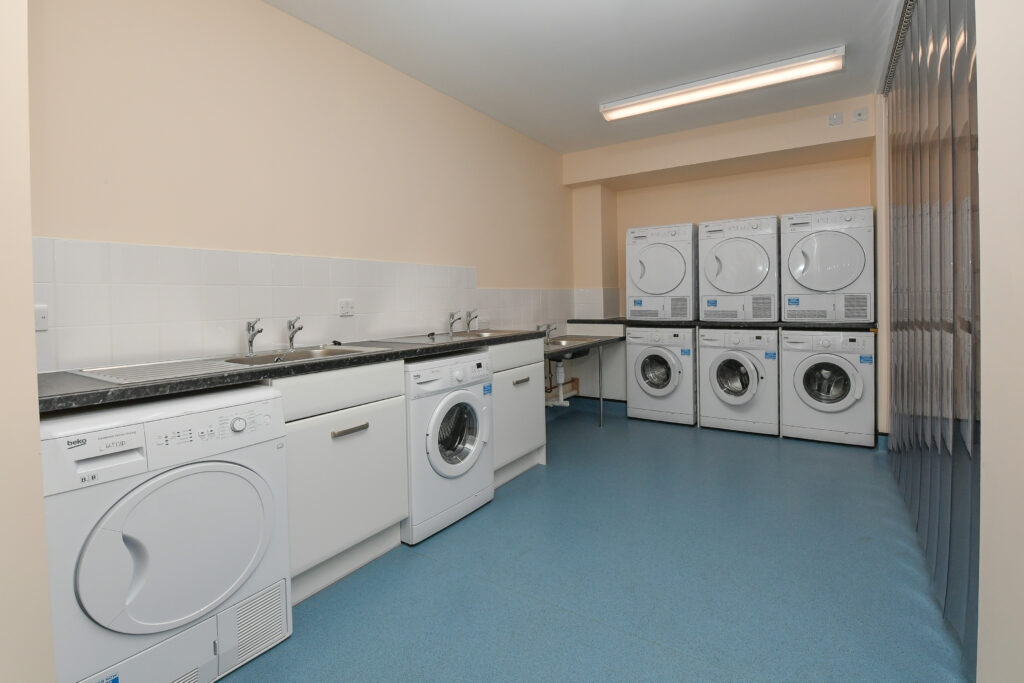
495, 444, 546, 488
291, 523, 401, 605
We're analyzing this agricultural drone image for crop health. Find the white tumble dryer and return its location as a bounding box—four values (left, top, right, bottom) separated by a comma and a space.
698, 329, 779, 435
699, 215, 779, 322
626, 223, 697, 322
781, 330, 876, 446
626, 327, 696, 425
41, 385, 292, 683
402, 351, 494, 545
781, 206, 875, 322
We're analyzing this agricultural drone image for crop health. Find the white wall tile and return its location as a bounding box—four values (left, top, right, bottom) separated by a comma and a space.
35, 331, 57, 372
272, 255, 304, 286
200, 285, 239, 321
272, 287, 304, 317
300, 257, 331, 287
110, 285, 161, 325
158, 285, 202, 322
330, 259, 356, 287
201, 249, 239, 285
55, 284, 110, 327
54, 240, 110, 284
159, 322, 204, 360
202, 320, 244, 357
57, 326, 112, 370
34, 283, 53, 310
110, 325, 161, 366
32, 237, 54, 283
237, 252, 274, 285
109, 244, 161, 284
237, 286, 273, 320
158, 247, 202, 285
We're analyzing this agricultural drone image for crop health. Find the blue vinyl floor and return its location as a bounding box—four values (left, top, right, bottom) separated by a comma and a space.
227, 400, 965, 682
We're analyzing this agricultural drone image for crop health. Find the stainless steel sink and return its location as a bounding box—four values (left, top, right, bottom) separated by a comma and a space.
226, 345, 384, 366
544, 335, 601, 360
452, 330, 521, 339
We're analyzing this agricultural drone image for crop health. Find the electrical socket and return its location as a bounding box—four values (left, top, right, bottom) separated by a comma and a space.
337, 298, 354, 316
34, 303, 49, 331
828, 112, 843, 126
853, 107, 869, 122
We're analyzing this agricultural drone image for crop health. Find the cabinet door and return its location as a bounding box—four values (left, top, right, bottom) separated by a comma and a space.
286, 395, 408, 576
492, 363, 546, 470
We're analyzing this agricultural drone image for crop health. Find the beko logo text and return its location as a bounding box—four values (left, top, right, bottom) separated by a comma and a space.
66, 437, 87, 449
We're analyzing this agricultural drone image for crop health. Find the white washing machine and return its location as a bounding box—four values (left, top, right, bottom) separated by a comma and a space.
699, 215, 779, 322
781, 331, 876, 446
626, 223, 697, 321
625, 327, 696, 425
699, 329, 779, 435
402, 351, 494, 545
781, 206, 875, 322
41, 385, 292, 683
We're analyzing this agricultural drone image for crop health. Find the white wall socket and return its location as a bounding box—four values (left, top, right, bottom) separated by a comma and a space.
853, 107, 869, 122
34, 303, 49, 331
828, 112, 843, 126
337, 298, 354, 316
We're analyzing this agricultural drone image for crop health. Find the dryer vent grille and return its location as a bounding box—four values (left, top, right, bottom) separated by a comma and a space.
704, 309, 737, 319
787, 309, 828, 320
236, 582, 287, 665
670, 297, 689, 318
843, 294, 870, 320
751, 295, 775, 319
629, 309, 659, 319
172, 669, 200, 683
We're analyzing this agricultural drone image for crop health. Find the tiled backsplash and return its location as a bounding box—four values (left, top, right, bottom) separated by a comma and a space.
572, 288, 621, 319
33, 238, 574, 372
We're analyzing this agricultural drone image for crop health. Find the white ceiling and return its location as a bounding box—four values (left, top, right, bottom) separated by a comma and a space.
264, 1, 901, 152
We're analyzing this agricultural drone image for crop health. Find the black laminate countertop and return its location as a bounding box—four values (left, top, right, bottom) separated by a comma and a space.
39, 331, 546, 414
568, 317, 877, 331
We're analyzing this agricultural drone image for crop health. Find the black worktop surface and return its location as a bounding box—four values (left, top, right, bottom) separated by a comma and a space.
39, 331, 545, 413
568, 317, 876, 331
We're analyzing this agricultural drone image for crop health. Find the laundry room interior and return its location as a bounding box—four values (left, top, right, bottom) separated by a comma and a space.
3, 1, 1022, 681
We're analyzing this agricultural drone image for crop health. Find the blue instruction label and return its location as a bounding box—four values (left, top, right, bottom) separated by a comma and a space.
787, 297, 800, 306
633, 298, 643, 306
483, 383, 492, 395
859, 355, 873, 364
707, 299, 718, 307
680, 349, 691, 356
765, 351, 777, 360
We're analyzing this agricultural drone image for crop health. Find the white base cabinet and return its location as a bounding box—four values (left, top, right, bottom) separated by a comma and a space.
285, 395, 408, 578
492, 362, 546, 471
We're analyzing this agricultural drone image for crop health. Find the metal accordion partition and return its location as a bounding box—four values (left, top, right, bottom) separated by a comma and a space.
884, 0, 979, 675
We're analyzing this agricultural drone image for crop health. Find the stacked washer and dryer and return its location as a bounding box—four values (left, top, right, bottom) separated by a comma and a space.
624, 206, 877, 447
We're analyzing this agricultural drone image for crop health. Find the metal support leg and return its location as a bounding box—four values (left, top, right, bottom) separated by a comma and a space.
598, 345, 604, 427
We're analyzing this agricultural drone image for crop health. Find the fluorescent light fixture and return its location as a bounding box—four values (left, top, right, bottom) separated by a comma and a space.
600, 46, 846, 121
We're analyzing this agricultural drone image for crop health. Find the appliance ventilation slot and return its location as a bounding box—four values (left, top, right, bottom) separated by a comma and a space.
788, 309, 828, 320
172, 669, 200, 683
630, 309, 659, 318
843, 294, 870, 320
235, 582, 287, 665
704, 309, 738, 319
751, 295, 775, 319
670, 297, 689, 318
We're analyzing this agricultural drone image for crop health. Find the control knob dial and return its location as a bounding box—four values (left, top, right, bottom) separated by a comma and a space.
230, 417, 247, 433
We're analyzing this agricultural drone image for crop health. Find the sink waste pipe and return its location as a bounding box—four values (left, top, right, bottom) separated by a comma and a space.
551, 360, 571, 407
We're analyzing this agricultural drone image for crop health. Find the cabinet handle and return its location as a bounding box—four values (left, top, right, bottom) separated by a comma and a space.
513, 376, 530, 386
331, 422, 369, 439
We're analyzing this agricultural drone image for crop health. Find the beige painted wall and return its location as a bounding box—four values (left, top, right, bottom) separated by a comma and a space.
29, 0, 570, 289
977, 1, 1024, 679
0, 0, 56, 678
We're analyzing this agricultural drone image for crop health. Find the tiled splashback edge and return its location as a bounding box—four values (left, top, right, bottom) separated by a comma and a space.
33, 238, 575, 372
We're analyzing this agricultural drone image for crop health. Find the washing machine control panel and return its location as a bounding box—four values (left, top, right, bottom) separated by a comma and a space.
627, 223, 695, 243
407, 354, 492, 397
808, 334, 872, 352
699, 216, 779, 238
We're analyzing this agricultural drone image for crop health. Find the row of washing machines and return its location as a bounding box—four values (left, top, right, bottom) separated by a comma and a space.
626, 206, 875, 324
626, 326, 875, 447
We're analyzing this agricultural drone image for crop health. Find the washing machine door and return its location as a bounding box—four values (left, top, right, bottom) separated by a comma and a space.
75, 461, 275, 635
794, 354, 863, 413
629, 243, 686, 295
426, 389, 488, 478
705, 238, 770, 293
787, 231, 866, 292
709, 351, 762, 406
634, 347, 682, 397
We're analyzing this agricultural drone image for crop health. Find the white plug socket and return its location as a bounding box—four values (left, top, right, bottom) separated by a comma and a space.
337, 298, 355, 317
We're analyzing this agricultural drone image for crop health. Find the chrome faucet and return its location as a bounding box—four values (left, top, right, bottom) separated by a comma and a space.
448, 311, 462, 336
287, 316, 304, 350
246, 318, 263, 356
465, 309, 479, 332
536, 322, 555, 340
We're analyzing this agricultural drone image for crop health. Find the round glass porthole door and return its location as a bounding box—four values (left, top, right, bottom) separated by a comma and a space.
794, 354, 862, 413
788, 232, 866, 292
75, 461, 274, 635
427, 390, 488, 478
630, 243, 686, 295
634, 347, 680, 397
705, 238, 770, 293
710, 351, 761, 406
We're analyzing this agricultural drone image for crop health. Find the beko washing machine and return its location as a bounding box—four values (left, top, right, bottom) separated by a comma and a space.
41, 385, 292, 683
402, 351, 494, 544
626, 223, 697, 322
781, 206, 875, 322
781, 330, 876, 446
625, 327, 696, 425
699, 329, 779, 435
699, 215, 779, 322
